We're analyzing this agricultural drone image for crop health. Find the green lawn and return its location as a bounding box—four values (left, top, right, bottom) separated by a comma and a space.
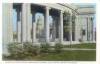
3, 50, 96, 61
3, 43, 96, 61
33, 50, 96, 61
63, 43, 96, 49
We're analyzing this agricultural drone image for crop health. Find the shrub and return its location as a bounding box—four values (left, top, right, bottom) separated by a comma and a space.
23, 42, 40, 56
54, 43, 63, 53
79, 38, 83, 42
8, 43, 25, 60
40, 43, 50, 53
7, 42, 40, 60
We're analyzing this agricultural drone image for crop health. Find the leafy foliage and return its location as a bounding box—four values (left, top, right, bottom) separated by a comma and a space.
23, 42, 40, 56
54, 43, 63, 53
7, 42, 40, 60
40, 43, 51, 53
8, 43, 25, 59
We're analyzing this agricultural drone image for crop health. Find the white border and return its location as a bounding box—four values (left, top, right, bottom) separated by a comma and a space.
0, 0, 99, 64
1, 0, 97, 3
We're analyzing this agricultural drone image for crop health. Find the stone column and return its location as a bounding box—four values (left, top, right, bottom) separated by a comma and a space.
45, 7, 50, 43
91, 17, 94, 41
32, 12, 36, 43
8, 4, 13, 43
2, 3, 13, 55
89, 17, 91, 41
52, 16, 56, 41
89, 17, 92, 41
16, 9, 21, 43
75, 16, 78, 41
21, 4, 27, 42
59, 11, 63, 43
91, 16, 94, 41
70, 14, 72, 43
87, 16, 90, 41
26, 4, 31, 42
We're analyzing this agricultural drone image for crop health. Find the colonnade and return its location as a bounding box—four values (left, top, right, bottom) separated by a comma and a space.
3, 3, 95, 44
2, 3, 95, 55
13, 3, 65, 43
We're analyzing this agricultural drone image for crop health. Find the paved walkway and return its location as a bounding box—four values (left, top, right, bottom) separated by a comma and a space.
62, 48, 96, 51
51, 48, 96, 51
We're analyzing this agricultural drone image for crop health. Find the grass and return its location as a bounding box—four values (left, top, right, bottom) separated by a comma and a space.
35, 50, 96, 61
3, 43, 96, 61
63, 43, 96, 49
3, 50, 96, 61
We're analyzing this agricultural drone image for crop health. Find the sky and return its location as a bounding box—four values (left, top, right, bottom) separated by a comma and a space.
13, 9, 17, 32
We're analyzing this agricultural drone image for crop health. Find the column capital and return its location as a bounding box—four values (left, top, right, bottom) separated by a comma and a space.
69, 11, 73, 16
60, 10, 64, 14
15, 8, 21, 13
45, 6, 51, 10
